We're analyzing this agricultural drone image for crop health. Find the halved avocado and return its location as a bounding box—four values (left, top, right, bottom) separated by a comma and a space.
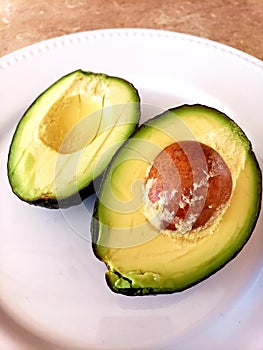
7, 70, 140, 208
92, 104, 262, 296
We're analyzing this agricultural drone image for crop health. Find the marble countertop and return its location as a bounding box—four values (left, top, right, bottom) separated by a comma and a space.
0, 0, 263, 60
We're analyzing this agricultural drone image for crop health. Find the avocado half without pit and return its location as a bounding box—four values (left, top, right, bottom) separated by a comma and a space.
92, 104, 262, 296
7, 70, 140, 208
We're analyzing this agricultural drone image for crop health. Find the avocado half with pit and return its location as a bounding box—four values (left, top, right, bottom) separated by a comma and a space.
7, 70, 140, 208
92, 104, 262, 296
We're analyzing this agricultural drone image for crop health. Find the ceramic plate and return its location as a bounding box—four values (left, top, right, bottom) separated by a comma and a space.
0, 29, 263, 350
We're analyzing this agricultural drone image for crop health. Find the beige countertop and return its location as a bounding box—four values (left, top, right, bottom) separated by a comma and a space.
0, 0, 263, 61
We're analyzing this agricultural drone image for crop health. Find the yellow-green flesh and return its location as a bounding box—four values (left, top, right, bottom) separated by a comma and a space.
8, 71, 139, 202
94, 106, 262, 294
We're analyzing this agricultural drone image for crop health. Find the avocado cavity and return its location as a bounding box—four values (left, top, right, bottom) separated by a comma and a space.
38, 92, 103, 154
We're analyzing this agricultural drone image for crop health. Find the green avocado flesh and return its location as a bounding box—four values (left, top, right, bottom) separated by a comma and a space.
7, 70, 140, 207
92, 104, 262, 296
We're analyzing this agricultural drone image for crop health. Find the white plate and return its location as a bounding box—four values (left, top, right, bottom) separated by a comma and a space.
0, 28, 263, 350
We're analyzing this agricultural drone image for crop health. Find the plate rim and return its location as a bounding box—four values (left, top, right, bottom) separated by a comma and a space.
0, 28, 263, 72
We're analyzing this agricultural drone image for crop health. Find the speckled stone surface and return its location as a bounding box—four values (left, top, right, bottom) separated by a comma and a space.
0, 0, 263, 60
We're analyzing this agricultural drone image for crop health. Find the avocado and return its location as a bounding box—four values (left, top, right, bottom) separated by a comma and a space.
92, 104, 262, 296
7, 70, 140, 208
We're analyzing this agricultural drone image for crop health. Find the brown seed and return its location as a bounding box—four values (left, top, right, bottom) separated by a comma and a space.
145, 141, 232, 232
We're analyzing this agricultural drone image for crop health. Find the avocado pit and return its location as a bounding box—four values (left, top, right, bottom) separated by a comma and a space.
143, 140, 233, 233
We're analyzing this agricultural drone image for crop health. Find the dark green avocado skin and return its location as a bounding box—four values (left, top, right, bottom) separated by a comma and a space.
91, 104, 262, 296
29, 181, 97, 209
